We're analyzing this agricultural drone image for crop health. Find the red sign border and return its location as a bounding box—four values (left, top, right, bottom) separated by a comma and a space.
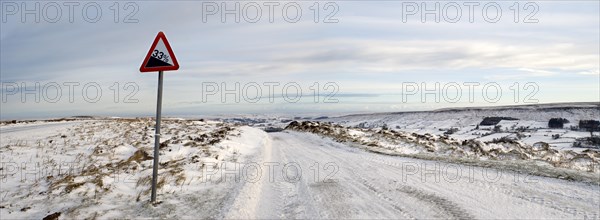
140, 31, 180, 72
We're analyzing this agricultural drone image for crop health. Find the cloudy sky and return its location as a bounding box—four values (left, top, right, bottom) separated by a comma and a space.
1, 1, 599, 119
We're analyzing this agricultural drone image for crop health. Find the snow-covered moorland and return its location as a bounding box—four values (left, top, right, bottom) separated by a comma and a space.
0, 119, 268, 219
285, 103, 600, 183
286, 120, 599, 183
321, 102, 600, 151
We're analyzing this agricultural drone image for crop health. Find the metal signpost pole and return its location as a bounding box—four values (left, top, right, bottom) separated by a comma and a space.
151, 70, 164, 203
140, 32, 178, 204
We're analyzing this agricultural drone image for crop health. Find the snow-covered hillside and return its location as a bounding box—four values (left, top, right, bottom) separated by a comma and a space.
0, 119, 268, 219
321, 102, 600, 151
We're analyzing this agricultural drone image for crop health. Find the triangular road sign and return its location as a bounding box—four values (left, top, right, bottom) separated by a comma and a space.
140, 32, 180, 72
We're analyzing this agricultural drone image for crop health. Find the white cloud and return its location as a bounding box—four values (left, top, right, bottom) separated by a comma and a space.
578, 69, 600, 76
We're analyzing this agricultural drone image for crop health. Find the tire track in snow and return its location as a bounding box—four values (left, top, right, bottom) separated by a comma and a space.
270, 137, 309, 219
276, 132, 413, 218
307, 144, 415, 218
359, 152, 599, 219
223, 135, 271, 218
308, 139, 470, 219
275, 134, 335, 219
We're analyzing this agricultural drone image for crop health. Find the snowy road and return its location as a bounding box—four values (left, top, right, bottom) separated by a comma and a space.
225, 131, 600, 219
